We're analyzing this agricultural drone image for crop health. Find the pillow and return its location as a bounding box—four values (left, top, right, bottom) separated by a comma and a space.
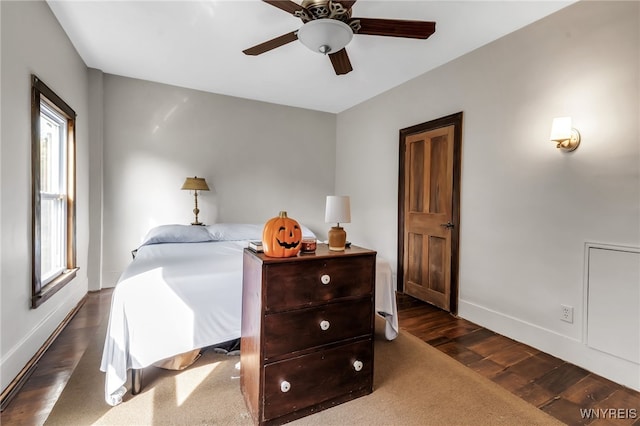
206, 223, 263, 241
141, 224, 212, 246
206, 223, 317, 241
300, 224, 317, 239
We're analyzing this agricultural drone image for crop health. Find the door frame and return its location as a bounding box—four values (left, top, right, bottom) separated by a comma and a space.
397, 112, 463, 314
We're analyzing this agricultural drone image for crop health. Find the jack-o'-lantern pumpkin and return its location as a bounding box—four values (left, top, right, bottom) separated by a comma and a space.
262, 211, 302, 257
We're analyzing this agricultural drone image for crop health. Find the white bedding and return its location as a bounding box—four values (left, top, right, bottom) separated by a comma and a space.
100, 237, 398, 406
376, 257, 399, 341
100, 240, 246, 405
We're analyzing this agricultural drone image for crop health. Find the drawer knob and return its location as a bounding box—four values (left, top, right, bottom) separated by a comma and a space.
353, 360, 363, 372
280, 380, 291, 393
320, 320, 330, 331
320, 274, 331, 285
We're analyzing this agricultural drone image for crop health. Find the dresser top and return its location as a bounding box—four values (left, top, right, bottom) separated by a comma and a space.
245, 243, 376, 264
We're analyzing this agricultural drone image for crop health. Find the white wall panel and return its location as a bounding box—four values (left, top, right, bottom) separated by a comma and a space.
587, 245, 640, 364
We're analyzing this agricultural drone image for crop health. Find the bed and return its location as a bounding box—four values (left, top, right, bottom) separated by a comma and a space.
99, 223, 398, 406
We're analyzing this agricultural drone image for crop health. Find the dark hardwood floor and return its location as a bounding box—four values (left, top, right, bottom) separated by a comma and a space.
396, 293, 640, 426
1, 289, 113, 426
2, 290, 639, 425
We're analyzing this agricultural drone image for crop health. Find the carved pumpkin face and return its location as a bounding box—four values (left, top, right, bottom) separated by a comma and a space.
262, 211, 302, 258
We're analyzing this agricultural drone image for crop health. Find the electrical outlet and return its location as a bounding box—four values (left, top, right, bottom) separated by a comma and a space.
561, 304, 574, 323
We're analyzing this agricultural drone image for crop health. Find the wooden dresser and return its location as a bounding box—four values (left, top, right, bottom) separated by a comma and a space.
240, 244, 376, 425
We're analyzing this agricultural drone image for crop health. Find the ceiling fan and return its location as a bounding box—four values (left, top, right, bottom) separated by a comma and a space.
243, 0, 436, 75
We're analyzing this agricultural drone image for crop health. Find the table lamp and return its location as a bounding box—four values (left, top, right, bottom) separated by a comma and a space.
325, 195, 351, 251
181, 176, 209, 225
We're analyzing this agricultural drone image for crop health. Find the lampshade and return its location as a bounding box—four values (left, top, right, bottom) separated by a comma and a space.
181, 176, 209, 191
549, 117, 573, 141
325, 195, 351, 224
297, 19, 354, 55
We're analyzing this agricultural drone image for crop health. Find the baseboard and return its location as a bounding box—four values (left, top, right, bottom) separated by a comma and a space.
0, 294, 88, 411
458, 298, 640, 392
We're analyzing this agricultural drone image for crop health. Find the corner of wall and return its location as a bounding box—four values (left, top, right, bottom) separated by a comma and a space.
87, 68, 104, 291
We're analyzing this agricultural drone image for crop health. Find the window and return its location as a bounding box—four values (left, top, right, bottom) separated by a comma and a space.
31, 75, 77, 308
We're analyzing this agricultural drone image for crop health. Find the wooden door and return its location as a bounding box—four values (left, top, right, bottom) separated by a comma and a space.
398, 113, 462, 313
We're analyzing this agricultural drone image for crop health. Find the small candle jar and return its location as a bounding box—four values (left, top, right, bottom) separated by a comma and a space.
300, 238, 317, 254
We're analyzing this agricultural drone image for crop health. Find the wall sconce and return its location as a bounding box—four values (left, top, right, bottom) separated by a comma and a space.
550, 117, 581, 152
181, 176, 209, 225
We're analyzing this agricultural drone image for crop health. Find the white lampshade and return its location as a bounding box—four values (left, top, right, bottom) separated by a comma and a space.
325, 195, 351, 224
297, 19, 353, 55
550, 117, 573, 141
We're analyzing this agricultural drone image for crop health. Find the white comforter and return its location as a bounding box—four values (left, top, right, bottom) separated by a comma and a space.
100, 240, 398, 406
100, 240, 245, 405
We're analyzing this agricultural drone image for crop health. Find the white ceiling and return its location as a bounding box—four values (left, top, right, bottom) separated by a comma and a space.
46, 0, 574, 113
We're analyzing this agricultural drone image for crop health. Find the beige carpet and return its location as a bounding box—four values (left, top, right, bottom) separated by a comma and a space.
46, 318, 562, 425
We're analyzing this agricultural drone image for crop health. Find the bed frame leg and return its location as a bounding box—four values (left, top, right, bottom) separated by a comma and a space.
132, 368, 142, 395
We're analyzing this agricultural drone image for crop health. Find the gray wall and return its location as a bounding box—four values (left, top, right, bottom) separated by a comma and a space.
337, 1, 639, 389
98, 75, 336, 286
0, 0, 90, 391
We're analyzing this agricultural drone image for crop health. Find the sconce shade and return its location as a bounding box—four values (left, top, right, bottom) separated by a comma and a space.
550, 117, 573, 141
325, 195, 351, 224
297, 19, 354, 55
550, 117, 581, 152
181, 176, 210, 191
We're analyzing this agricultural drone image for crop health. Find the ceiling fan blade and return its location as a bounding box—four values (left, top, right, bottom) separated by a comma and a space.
328, 48, 353, 75
243, 31, 298, 56
263, 0, 307, 16
351, 17, 436, 39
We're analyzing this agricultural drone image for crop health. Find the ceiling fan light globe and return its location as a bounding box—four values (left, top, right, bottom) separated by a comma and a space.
297, 19, 353, 55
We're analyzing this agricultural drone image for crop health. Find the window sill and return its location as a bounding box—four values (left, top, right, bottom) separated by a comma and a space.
31, 268, 79, 308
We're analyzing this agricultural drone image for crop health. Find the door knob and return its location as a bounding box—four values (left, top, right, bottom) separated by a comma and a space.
440, 222, 454, 229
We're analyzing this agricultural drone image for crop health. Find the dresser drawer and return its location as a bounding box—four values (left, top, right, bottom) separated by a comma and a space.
263, 298, 372, 359
264, 255, 374, 312
262, 338, 373, 422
